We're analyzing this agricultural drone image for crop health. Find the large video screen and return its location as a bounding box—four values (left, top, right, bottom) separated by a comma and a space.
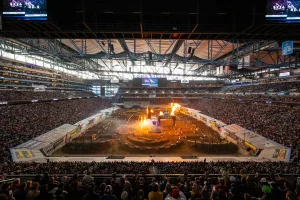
158, 78, 168, 87
142, 78, 158, 87
266, 0, 300, 22
3, 0, 47, 20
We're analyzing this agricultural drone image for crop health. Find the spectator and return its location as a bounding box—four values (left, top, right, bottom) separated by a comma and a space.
190, 183, 202, 200
286, 191, 297, 200
163, 183, 172, 199
259, 185, 272, 200
120, 191, 128, 200
82, 172, 94, 186
39, 185, 51, 200
26, 182, 40, 200
136, 190, 145, 200
99, 185, 117, 200
51, 183, 67, 200
122, 182, 133, 200
148, 183, 162, 200
13, 183, 27, 200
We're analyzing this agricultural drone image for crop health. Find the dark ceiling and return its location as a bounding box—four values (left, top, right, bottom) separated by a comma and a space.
1, 0, 300, 40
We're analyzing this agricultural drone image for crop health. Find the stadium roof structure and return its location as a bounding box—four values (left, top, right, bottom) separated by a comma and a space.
0, 0, 300, 80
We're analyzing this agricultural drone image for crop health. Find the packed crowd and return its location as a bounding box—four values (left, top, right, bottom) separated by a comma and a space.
0, 98, 112, 165
0, 163, 300, 200
187, 98, 300, 149
0, 98, 111, 136
0, 90, 95, 101
224, 81, 300, 93
199, 94, 300, 104
2, 161, 300, 175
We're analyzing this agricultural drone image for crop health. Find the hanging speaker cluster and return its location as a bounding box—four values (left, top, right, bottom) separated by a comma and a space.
148, 51, 152, 60
187, 47, 195, 60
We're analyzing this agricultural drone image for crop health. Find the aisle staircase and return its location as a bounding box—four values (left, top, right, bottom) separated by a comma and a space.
149, 163, 159, 174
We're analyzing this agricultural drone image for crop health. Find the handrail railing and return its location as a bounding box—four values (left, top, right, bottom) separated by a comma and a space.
5, 174, 300, 178
0, 178, 15, 184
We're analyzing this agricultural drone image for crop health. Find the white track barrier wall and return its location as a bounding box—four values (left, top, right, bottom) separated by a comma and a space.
182, 107, 291, 162
11, 107, 119, 163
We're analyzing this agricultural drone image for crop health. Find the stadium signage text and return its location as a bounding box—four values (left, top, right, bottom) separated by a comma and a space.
134, 75, 167, 78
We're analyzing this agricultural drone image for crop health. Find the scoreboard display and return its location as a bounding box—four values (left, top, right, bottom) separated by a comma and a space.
2, 0, 47, 20
266, 0, 300, 22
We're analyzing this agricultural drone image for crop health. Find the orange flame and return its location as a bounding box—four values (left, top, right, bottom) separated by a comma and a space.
151, 109, 154, 113
170, 103, 181, 116
159, 111, 163, 116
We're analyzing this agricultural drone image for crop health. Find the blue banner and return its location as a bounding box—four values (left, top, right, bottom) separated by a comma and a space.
282, 41, 293, 56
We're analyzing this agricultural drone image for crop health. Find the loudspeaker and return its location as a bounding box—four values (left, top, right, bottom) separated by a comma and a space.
188, 47, 192, 54
190, 48, 195, 57
149, 52, 152, 60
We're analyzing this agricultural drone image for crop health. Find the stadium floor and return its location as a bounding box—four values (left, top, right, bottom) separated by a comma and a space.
52, 108, 247, 158
48, 156, 271, 163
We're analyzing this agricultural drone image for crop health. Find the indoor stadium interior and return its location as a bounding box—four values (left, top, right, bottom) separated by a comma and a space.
0, 0, 300, 200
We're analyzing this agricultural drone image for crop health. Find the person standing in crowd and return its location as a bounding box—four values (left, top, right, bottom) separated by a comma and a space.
26, 182, 40, 200
136, 190, 146, 200
82, 172, 94, 186
100, 185, 117, 200
190, 183, 202, 200
9, 179, 20, 191
13, 183, 27, 200
148, 183, 162, 200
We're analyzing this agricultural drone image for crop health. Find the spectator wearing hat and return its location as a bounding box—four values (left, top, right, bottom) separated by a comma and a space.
259, 185, 272, 200
165, 188, 181, 200
100, 185, 117, 200
148, 183, 162, 200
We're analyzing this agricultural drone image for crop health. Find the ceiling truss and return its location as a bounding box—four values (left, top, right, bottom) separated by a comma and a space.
1, 37, 299, 80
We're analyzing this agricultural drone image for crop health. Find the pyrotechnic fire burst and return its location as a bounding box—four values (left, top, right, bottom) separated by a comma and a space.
170, 103, 181, 116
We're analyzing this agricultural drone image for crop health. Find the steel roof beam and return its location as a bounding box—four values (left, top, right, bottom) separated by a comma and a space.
118, 39, 136, 66
194, 40, 277, 72
163, 40, 184, 67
